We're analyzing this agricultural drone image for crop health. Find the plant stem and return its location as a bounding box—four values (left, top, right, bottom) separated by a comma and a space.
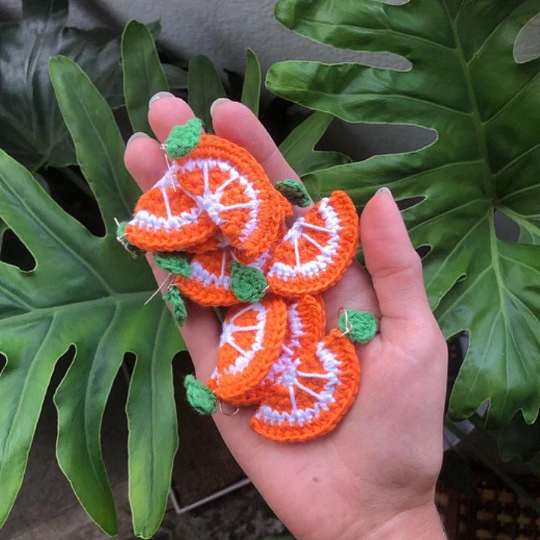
57, 167, 94, 198
444, 418, 540, 515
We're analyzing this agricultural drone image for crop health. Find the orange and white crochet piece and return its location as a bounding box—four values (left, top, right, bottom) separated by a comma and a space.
119, 119, 368, 443
228, 294, 326, 407
208, 295, 288, 402
124, 169, 217, 252
173, 134, 292, 259
250, 328, 361, 443
267, 191, 359, 297
175, 225, 284, 307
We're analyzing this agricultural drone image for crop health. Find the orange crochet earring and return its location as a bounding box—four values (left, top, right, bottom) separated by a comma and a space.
225, 294, 327, 407
267, 191, 359, 297
207, 295, 288, 402
250, 328, 361, 443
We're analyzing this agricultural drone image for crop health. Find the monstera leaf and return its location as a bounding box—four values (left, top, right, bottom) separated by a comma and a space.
0, 52, 184, 538
267, 0, 540, 432
0, 0, 129, 170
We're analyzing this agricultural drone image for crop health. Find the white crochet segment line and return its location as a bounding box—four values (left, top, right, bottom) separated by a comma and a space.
255, 340, 341, 428
267, 197, 343, 281
178, 158, 261, 244
129, 167, 204, 231
211, 303, 267, 384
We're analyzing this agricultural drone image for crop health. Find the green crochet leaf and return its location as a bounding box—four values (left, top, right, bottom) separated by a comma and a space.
338, 310, 378, 344
0, 56, 185, 536
275, 179, 312, 207
163, 287, 188, 328
268, 0, 540, 434
184, 374, 217, 415
230, 261, 267, 303
154, 252, 192, 278
165, 118, 204, 159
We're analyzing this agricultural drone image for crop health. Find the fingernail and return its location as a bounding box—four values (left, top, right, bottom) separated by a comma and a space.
127, 132, 149, 146
376, 187, 393, 198
149, 91, 174, 107
210, 98, 231, 116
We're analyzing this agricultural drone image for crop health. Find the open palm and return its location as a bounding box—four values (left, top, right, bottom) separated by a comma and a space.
124, 96, 448, 540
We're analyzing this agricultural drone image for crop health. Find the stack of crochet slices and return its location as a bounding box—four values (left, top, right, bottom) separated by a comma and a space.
118, 118, 377, 443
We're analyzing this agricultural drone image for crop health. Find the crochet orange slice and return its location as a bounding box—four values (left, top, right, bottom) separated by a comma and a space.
229, 294, 326, 407
172, 134, 292, 258
250, 329, 360, 443
175, 238, 279, 307
208, 295, 288, 402
176, 223, 286, 307
267, 191, 359, 297
124, 170, 217, 252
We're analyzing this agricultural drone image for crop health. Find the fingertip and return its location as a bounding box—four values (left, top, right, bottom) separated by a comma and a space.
212, 100, 300, 182
361, 187, 408, 251
124, 136, 166, 192
148, 96, 196, 142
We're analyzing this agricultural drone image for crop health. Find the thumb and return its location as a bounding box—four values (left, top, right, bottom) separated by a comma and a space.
361, 188, 431, 323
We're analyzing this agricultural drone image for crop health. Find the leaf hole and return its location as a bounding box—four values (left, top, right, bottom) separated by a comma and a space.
398, 196, 424, 211
323, 123, 437, 163
44, 167, 106, 238
514, 12, 540, 64
447, 331, 469, 394
382, 0, 410, 5
494, 210, 520, 242
416, 245, 431, 259
0, 353, 6, 376
0, 229, 36, 271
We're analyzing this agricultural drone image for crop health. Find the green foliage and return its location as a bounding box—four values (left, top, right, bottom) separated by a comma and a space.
268, 0, 540, 437
241, 49, 262, 116
188, 55, 227, 132
498, 412, 540, 463
0, 23, 185, 536
0, 0, 126, 170
0, 9, 346, 536
279, 112, 350, 177
122, 20, 169, 134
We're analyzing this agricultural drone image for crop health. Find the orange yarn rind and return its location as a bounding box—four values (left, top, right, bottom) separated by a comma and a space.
250, 328, 360, 443
267, 191, 359, 297
208, 295, 288, 402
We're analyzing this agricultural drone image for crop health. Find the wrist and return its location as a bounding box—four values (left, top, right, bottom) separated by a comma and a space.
342, 502, 446, 540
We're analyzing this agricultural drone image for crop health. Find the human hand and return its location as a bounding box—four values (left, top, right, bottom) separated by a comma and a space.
124, 94, 448, 540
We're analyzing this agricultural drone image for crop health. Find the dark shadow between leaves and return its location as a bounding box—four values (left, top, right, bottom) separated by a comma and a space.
41, 166, 106, 238
0, 229, 36, 272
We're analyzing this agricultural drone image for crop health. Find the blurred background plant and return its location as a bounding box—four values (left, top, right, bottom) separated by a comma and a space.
0, 0, 539, 538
